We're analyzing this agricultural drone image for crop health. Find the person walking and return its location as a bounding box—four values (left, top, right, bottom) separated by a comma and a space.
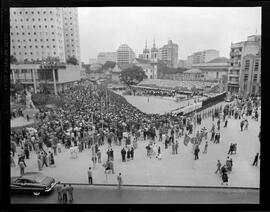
224, 118, 228, 128
175, 141, 179, 154
62, 184, 68, 203
194, 146, 200, 160
252, 153, 259, 166
67, 184, 74, 203
56, 182, 63, 203
130, 146, 134, 160
240, 120, 245, 131
19, 160, 25, 176
215, 160, 222, 174
97, 149, 101, 163
117, 173, 123, 190
88, 167, 93, 184
203, 141, 208, 154
121, 147, 126, 162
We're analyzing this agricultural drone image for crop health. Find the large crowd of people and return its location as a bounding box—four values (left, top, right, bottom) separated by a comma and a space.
10, 80, 261, 186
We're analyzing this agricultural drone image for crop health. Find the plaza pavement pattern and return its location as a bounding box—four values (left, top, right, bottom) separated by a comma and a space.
10, 100, 260, 188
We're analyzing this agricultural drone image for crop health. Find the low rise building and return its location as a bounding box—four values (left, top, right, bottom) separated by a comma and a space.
10, 63, 81, 95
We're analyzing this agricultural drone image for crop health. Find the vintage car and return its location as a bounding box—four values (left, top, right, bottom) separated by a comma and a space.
11, 172, 57, 196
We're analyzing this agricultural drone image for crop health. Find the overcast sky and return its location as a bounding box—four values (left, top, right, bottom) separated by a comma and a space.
78, 7, 261, 63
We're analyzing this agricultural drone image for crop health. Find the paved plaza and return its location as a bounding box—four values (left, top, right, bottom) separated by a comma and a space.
10, 97, 260, 188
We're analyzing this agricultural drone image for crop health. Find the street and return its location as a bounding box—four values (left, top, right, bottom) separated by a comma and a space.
11, 184, 259, 204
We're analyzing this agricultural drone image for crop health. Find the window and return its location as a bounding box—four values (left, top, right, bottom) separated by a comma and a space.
47, 45, 49, 48
12, 46, 15, 48
30, 52, 33, 55
41, 45, 43, 48
24, 46, 26, 48
38, 18, 40, 21
43, 11, 46, 14
31, 11, 34, 14
44, 18, 47, 21
51, 25, 53, 28
28, 32, 30, 35
35, 45, 38, 48
18, 46, 21, 48
46, 39, 49, 41
53, 45, 56, 48
253, 74, 257, 82
22, 32, 24, 35
252, 86, 256, 94
11, 32, 13, 35
30, 46, 32, 48
26, 19, 29, 21
254, 60, 259, 72
45, 25, 47, 28
32, 18, 35, 21
34, 32, 36, 35
29, 39, 31, 41
37, 11, 40, 14
33, 25, 35, 28
50, 18, 53, 21
14, 11, 16, 14
34, 39, 37, 41
54, 52, 56, 55
19, 11, 22, 14
25, 11, 28, 14
52, 32, 54, 35
40, 39, 43, 42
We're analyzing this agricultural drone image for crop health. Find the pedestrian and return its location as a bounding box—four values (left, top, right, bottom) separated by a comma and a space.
117, 172, 123, 190
252, 153, 259, 166
172, 142, 175, 155
88, 167, 93, 184
203, 141, 208, 154
175, 141, 179, 154
244, 120, 249, 130
221, 172, 229, 185
228, 143, 233, 155
67, 184, 74, 203
97, 149, 101, 163
37, 156, 42, 171
62, 184, 68, 203
224, 118, 228, 128
49, 152, 55, 167
130, 146, 134, 160
127, 148, 131, 161
194, 145, 200, 160
215, 160, 221, 174
121, 147, 126, 162
240, 120, 244, 131
19, 160, 25, 175
56, 182, 63, 203
10, 152, 16, 167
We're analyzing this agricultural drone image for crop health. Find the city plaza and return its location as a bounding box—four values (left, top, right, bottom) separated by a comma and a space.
10, 91, 260, 188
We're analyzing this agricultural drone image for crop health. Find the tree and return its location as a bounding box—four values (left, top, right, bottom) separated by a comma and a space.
10, 55, 17, 64
66, 56, 78, 65
102, 61, 116, 70
44, 56, 60, 64
120, 65, 147, 86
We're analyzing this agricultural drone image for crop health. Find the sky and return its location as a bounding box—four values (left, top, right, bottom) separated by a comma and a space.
78, 7, 261, 63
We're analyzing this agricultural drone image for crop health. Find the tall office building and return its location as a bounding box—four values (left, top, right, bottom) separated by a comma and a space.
159, 40, 178, 68
10, 8, 80, 64
228, 35, 261, 96
97, 52, 117, 64
116, 44, 135, 65
62, 8, 81, 64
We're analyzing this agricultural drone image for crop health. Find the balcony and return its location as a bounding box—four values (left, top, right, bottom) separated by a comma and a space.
228, 80, 239, 85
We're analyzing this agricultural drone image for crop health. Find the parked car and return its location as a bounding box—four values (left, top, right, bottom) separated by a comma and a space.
11, 172, 57, 196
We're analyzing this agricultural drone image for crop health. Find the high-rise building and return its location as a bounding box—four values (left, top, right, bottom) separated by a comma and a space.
187, 49, 219, 66
116, 44, 135, 64
158, 40, 178, 68
228, 35, 261, 96
97, 52, 117, 64
62, 8, 81, 64
10, 8, 80, 64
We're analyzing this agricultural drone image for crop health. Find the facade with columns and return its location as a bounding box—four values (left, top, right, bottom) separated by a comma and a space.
10, 64, 80, 95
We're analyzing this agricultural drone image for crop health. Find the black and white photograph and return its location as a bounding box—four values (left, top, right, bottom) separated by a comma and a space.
8, 6, 261, 204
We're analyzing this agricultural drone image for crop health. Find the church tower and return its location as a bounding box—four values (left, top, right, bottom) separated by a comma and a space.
151, 39, 158, 62
143, 40, 150, 60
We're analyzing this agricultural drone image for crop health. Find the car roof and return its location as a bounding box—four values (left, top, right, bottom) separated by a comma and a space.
20, 172, 46, 182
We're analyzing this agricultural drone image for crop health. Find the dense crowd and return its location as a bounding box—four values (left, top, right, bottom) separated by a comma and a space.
10, 81, 261, 186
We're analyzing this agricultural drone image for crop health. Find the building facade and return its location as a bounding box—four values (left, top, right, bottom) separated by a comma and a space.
10, 64, 80, 95
116, 44, 136, 65
187, 49, 219, 66
159, 40, 178, 68
10, 8, 80, 64
227, 35, 261, 96
97, 52, 117, 64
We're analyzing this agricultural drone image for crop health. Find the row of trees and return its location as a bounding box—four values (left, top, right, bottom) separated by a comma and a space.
10, 55, 79, 65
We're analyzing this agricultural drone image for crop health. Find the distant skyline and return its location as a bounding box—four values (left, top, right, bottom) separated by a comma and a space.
78, 7, 261, 63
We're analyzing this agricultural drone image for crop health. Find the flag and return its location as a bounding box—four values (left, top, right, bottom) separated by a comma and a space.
183, 134, 190, 146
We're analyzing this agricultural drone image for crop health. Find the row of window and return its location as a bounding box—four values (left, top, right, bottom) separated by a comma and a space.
11, 31, 59, 35
12, 38, 57, 42
11, 24, 58, 29
13, 51, 58, 55
13, 45, 57, 48
12, 18, 57, 22
13, 10, 54, 15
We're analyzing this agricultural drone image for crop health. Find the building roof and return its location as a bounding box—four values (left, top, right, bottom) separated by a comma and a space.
184, 68, 202, 74
207, 57, 229, 63
143, 49, 150, 53
134, 58, 150, 64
